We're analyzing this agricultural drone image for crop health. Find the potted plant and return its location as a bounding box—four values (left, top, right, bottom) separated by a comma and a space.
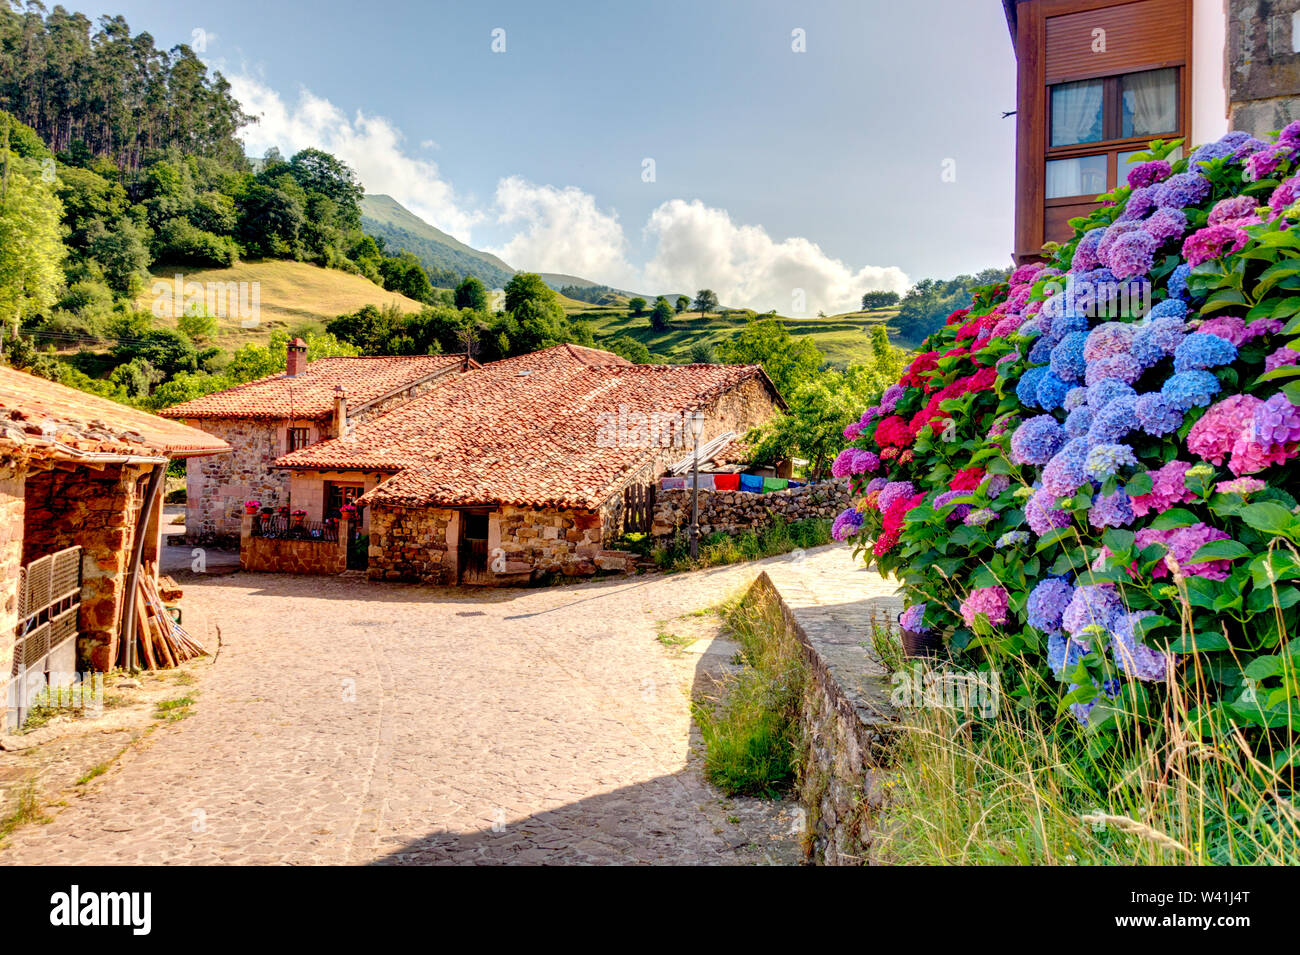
339, 504, 357, 521
292, 509, 307, 526
244, 499, 261, 515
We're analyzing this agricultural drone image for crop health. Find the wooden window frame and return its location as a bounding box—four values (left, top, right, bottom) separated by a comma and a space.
287, 427, 311, 452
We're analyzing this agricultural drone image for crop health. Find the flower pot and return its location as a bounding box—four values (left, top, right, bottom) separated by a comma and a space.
901, 628, 944, 659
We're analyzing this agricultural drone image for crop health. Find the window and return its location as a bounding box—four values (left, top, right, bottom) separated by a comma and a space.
1050, 79, 1104, 147
325, 482, 363, 519
1046, 154, 1108, 199
287, 427, 311, 451
1120, 68, 1177, 139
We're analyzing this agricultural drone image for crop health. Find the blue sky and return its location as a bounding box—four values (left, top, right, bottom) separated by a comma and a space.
79, 0, 1017, 312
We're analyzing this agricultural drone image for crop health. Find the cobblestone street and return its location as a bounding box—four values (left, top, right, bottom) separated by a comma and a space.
0, 546, 894, 865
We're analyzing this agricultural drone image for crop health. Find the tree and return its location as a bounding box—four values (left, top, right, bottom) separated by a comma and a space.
688, 341, 715, 364
650, 296, 673, 331
716, 318, 823, 398
861, 289, 900, 310
502, 273, 572, 354
692, 289, 719, 318
628, 296, 647, 316
0, 126, 65, 335
454, 275, 489, 311
675, 295, 689, 314
894, 268, 1010, 342
603, 335, 651, 364
286, 148, 362, 229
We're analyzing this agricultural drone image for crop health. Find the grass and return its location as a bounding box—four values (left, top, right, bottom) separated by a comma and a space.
651, 516, 832, 573
873, 624, 1300, 865
656, 629, 695, 649
693, 589, 807, 798
0, 779, 51, 842
135, 259, 427, 344
154, 695, 196, 722
569, 305, 902, 367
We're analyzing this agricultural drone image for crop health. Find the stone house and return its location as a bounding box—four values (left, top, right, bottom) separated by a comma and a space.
273, 344, 784, 585
159, 338, 473, 543
0, 366, 229, 725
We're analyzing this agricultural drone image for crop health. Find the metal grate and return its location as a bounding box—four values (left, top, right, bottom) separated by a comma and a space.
15, 546, 82, 677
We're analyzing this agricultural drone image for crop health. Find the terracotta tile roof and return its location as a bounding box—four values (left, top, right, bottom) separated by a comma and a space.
157, 355, 468, 420
0, 366, 230, 461
274, 344, 780, 509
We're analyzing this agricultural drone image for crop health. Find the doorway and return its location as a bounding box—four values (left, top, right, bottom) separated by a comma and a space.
458, 511, 490, 584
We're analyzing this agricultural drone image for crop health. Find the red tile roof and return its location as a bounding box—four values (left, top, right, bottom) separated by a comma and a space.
0, 366, 230, 461
157, 355, 468, 420
274, 345, 780, 509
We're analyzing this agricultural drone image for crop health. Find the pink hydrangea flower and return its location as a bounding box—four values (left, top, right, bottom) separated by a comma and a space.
1196, 315, 1249, 346
1216, 477, 1266, 496
1266, 345, 1300, 372
1135, 524, 1233, 580
960, 586, 1010, 629
1182, 224, 1251, 266
1130, 460, 1198, 516
1208, 195, 1259, 226
1187, 394, 1291, 476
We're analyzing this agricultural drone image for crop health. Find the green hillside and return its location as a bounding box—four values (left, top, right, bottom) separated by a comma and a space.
360, 194, 515, 289
568, 305, 902, 366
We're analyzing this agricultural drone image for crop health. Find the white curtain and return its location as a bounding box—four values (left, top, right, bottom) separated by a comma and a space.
1051, 80, 1104, 146
1125, 69, 1177, 137
1046, 156, 1106, 199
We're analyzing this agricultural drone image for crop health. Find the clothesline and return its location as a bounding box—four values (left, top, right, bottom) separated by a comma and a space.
660, 474, 806, 493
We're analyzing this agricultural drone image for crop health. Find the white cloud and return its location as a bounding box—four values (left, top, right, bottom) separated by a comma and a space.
224, 77, 907, 313
228, 74, 481, 241
486, 177, 639, 287
641, 199, 908, 316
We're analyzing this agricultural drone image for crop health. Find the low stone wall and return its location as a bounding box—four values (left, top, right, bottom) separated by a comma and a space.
239, 513, 349, 575
744, 566, 900, 865
650, 478, 851, 540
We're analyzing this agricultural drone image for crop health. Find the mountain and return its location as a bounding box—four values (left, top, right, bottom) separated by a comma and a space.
360, 194, 515, 289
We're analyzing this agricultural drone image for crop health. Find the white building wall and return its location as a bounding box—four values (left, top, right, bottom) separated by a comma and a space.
1193, 0, 1230, 146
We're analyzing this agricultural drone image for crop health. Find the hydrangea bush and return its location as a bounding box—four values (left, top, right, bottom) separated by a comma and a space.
833, 130, 1300, 749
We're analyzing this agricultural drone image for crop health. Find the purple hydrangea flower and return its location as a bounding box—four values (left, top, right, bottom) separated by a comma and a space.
1061, 584, 1124, 639
1042, 437, 1090, 496
1025, 486, 1073, 536
900, 603, 929, 634
1135, 392, 1183, 436
964, 507, 999, 527
1110, 611, 1173, 681
1127, 159, 1171, 189
1143, 207, 1187, 244
1064, 387, 1089, 412
1254, 392, 1300, 449
1107, 230, 1158, 278
1131, 314, 1186, 368
995, 530, 1030, 548
1087, 379, 1137, 411
1266, 345, 1300, 372
877, 481, 916, 513
1064, 405, 1093, 439
832, 507, 864, 540
1011, 415, 1067, 465
1088, 394, 1139, 445
1083, 322, 1136, 362
1154, 171, 1211, 209
1085, 353, 1143, 386
1072, 228, 1106, 271
1089, 488, 1136, 528
1028, 335, 1054, 364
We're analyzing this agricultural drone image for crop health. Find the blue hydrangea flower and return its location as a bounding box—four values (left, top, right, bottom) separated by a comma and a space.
1069, 679, 1121, 725
1028, 336, 1054, 364
1134, 392, 1182, 435
1086, 444, 1139, 481
1029, 578, 1075, 635
1050, 331, 1088, 383
1161, 370, 1222, 411
1088, 393, 1139, 445
1011, 414, 1067, 465
1087, 379, 1137, 411
1042, 437, 1090, 496
1148, 298, 1188, 320
1173, 331, 1237, 372
1064, 386, 1089, 412
1015, 366, 1051, 408
1131, 315, 1186, 368
1085, 353, 1142, 386
1064, 405, 1093, 438
1190, 131, 1251, 165
1036, 371, 1072, 411
1052, 310, 1090, 340
995, 530, 1030, 548
1047, 632, 1086, 677
1166, 264, 1193, 301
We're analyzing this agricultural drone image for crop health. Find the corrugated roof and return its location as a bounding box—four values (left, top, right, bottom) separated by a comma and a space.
0, 365, 230, 461
275, 345, 780, 510
157, 354, 468, 420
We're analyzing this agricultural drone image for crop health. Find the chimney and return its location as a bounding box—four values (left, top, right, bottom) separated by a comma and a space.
333, 384, 348, 437
286, 337, 308, 377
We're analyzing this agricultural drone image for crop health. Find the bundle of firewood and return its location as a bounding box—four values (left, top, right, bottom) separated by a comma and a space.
120, 564, 207, 669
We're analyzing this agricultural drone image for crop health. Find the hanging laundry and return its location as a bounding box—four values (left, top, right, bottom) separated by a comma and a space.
661, 477, 687, 490
762, 477, 789, 492
712, 473, 740, 492
739, 474, 765, 493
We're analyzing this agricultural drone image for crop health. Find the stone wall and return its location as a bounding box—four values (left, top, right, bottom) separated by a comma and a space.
183, 417, 319, 545
368, 503, 638, 585
651, 478, 850, 540
22, 462, 153, 671
1229, 0, 1300, 134
239, 513, 349, 576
